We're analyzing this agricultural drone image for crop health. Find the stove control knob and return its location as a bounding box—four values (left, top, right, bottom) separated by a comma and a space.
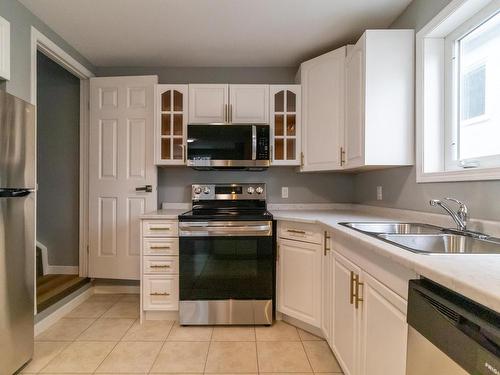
247, 186, 255, 194
194, 187, 202, 195
255, 186, 264, 195
203, 187, 211, 194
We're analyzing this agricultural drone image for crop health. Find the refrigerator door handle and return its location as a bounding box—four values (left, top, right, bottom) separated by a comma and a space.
0, 189, 33, 198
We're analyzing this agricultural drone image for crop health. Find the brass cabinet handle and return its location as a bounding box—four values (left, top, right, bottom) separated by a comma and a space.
340, 147, 346, 166
287, 229, 306, 235
229, 104, 233, 123
150, 227, 170, 231
183, 144, 186, 163
350, 271, 355, 305
355, 275, 364, 310
300, 152, 304, 168
324, 231, 331, 256
150, 292, 170, 296
150, 246, 171, 249
224, 104, 228, 123
150, 264, 171, 268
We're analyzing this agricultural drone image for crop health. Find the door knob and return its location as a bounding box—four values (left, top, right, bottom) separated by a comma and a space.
136, 185, 153, 193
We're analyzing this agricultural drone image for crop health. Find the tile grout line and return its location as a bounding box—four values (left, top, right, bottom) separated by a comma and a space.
202, 325, 215, 373
254, 325, 260, 374
299, 327, 315, 373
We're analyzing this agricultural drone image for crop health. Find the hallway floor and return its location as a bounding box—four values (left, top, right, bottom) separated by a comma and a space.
23, 293, 343, 374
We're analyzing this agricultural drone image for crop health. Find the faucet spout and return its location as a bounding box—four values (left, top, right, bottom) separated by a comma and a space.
430, 198, 468, 231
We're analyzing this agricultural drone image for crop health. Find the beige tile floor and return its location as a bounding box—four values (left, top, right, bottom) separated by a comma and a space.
23, 294, 343, 374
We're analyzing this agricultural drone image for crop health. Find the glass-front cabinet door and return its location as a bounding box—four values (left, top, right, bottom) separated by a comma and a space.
270, 85, 301, 166
155, 84, 188, 165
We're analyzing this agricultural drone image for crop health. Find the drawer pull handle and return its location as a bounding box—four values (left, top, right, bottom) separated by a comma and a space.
287, 229, 306, 234
150, 265, 171, 268
150, 246, 171, 249
150, 227, 170, 231
150, 292, 170, 296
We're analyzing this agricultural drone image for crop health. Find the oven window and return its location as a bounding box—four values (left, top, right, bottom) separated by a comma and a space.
187, 125, 253, 160
179, 236, 274, 300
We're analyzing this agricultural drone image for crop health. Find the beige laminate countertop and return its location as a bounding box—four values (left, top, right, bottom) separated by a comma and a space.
271, 209, 500, 313
140, 209, 187, 220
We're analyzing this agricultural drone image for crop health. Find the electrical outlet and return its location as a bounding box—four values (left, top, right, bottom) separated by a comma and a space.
376, 186, 383, 201
281, 187, 289, 199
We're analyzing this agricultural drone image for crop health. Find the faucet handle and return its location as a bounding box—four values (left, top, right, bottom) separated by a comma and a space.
444, 197, 468, 221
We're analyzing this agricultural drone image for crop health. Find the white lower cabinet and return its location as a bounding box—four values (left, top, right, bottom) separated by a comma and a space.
321, 230, 334, 346
142, 274, 179, 310
359, 272, 407, 375
277, 222, 323, 328
332, 252, 361, 375
332, 251, 408, 375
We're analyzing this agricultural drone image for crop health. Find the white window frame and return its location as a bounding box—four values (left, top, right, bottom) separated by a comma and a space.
416, 0, 500, 182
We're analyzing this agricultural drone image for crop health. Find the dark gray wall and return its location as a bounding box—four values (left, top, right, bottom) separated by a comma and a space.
0, 0, 94, 102
159, 167, 354, 204
96, 66, 297, 84
354, 0, 500, 221
37, 51, 80, 267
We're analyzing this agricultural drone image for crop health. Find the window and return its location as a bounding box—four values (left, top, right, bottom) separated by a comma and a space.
417, 0, 500, 182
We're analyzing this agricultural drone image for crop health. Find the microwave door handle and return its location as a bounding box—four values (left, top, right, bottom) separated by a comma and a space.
252, 125, 257, 160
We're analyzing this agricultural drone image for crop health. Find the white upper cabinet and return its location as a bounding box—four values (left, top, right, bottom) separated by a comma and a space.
0, 16, 10, 81
188, 84, 269, 124
155, 84, 188, 165
344, 30, 415, 169
270, 85, 301, 165
229, 84, 269, 123
188, 84, 228, 124
299, 47, 346, 171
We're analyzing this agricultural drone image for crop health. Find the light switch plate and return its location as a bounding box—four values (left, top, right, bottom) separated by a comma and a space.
281, 187, 289, 199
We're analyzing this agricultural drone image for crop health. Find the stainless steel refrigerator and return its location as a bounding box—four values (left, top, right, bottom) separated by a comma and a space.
0, 90, 35, 374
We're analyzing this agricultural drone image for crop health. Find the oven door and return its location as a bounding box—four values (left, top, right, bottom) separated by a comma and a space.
179, 221, 274, 324
186, 124, 270, 169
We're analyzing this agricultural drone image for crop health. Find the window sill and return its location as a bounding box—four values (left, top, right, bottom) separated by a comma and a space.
417, 166, 500, 183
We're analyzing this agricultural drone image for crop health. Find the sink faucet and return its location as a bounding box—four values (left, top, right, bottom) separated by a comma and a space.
430, 198, 468, 231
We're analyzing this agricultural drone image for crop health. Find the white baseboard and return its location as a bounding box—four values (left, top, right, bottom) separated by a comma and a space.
35, 287, 94, 336
46, 265, 79, 275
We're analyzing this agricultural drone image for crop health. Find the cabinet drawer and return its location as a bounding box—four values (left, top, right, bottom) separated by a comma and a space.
142, 275, 179, 311
143, 256, 179, 275
142, 220, 178, 237
278, 221, 323, 244
143, 238, 179, 256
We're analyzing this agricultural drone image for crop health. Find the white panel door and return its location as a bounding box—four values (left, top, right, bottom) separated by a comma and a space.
89, 76, 157, 280
188, 84, 228, 123
300, 47, 346, 171
229, 84, 269, 123
278, 238, 322, 327
332, 253, 360, 375
345, 38, 365, 168
359, 272, 408, 375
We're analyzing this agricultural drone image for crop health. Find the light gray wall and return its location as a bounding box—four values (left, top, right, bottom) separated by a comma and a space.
159, 167, 354, 204
0, 0, 94, 102
354, 0, 500, 221
96, 66, 297, 84
36, 51, 80, 267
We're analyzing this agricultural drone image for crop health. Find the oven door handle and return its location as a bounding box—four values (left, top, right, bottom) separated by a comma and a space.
179, 222, 272, 237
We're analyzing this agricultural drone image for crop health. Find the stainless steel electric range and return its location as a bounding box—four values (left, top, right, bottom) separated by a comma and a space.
178, 183, 275, 325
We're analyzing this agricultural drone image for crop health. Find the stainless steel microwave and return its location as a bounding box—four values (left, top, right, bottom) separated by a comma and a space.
186, 124, 270, 170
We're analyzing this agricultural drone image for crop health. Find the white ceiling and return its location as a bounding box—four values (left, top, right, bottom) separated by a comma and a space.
20, 0, 413, 67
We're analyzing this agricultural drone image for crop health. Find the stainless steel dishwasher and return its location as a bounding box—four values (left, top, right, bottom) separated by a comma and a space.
406, 279, 499, 375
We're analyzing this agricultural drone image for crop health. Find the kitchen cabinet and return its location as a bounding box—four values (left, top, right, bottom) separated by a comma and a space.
321, 230, 334, 347
332, 250, 408, 375
270, 85, 301, 165
277, 222, 322, 327
344, 30, 414, 169
298, 47, 346, 171
140, 218, 179, 321
229, 84, 269, 123
188, 84, 269, 124
155, 84, 188, 165
188, 84, 228, 124
0, 16, 10, 81
332, 252, 361, 375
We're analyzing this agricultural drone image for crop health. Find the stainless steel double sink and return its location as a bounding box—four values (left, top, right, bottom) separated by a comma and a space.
340, 222, 500, 254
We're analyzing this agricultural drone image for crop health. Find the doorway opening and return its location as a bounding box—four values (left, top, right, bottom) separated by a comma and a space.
35, 51, 88, 312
